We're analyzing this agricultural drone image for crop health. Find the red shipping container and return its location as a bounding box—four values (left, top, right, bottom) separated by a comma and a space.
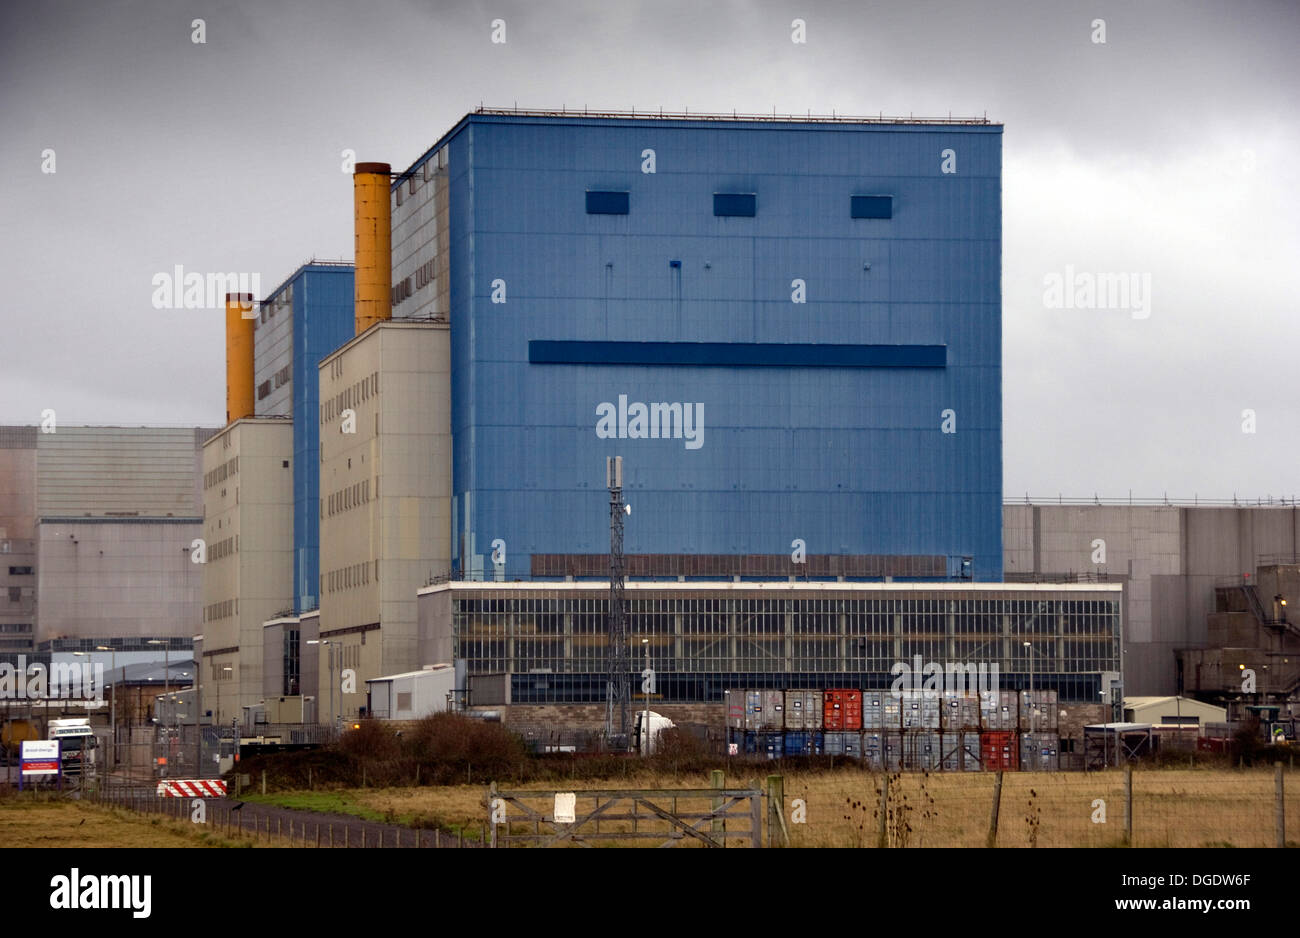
823, 689, 863, 731
980, 731, 1018, 771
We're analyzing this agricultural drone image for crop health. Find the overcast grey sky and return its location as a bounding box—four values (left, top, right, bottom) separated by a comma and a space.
1, 0, 1296, 499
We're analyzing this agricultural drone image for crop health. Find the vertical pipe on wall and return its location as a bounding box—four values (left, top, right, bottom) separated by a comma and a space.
224, 293, 256, 423
354, 162, 392, 335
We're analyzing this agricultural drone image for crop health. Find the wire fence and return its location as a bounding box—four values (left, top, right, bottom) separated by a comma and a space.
783, 764, 1299, 848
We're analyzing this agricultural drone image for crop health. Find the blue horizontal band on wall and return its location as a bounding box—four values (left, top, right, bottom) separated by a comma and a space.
529, 341, 946, 368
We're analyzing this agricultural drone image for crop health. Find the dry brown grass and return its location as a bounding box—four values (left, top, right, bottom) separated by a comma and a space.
342, 765, 1300, 848
0, 797, 250, 848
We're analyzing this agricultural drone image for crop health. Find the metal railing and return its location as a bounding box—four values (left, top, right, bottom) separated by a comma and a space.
474, 105, 995, 126
1011, 495, 1300, 507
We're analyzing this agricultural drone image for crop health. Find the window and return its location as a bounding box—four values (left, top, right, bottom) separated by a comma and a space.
851, 195, 893, 219
713, 193, 756, 217
586, 191, 629, 215
8, 587, 20, 603
396, 692, 412, 712
8, 566, 32, 576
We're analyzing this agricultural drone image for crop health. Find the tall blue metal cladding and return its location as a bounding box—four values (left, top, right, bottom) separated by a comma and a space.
283, 264, 354, 612
441, 113, 1002, 580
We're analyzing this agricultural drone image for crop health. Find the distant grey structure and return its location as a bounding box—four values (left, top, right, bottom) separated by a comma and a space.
1006, 502, 1300, 696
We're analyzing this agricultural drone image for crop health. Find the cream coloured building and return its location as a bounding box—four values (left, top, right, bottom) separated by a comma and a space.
200, 418, 295, 721
315, 320, 451, 721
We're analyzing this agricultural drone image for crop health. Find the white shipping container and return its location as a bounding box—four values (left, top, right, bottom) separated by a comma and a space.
365, 664, 455, 720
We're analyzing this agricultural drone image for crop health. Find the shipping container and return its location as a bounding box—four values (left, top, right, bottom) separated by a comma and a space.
824, 731, 861, 759
763, 690, 785, 730
901, 691, 940, 730
884, 732, 903, 771
861, 692, 884, 729
784, 689, 822, 729
1018, 690, 1059, 732
980, 730, 1018, 770
745, 690, 764, 731
726, 726, 745, 755
905, 731, 941, 771
939, 732, 984, 771
941, 691, 980, 731
1019, 732, 1059, 771
760, 731, 783, 760
742, 730, 760, 755
980, 690, 1018, 731
862, 732, 884, 770
882, 695, 902, 730
724, 689, 745, 730
824, 689, 863, 730
783, 730, 824, 756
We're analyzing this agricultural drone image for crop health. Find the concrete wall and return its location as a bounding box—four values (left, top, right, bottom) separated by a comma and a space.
1005, 504, 1300, 696
317, 321, 451, 721
200, 419, 294, 720
35, 518, 201, 643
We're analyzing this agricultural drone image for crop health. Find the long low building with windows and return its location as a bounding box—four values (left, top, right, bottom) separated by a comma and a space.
417, 581, 1123, 719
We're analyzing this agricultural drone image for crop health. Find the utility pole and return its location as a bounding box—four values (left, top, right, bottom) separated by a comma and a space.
604, 457, 629, 748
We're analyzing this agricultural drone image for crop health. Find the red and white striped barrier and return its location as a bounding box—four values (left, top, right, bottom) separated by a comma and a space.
156, 779, 228, 798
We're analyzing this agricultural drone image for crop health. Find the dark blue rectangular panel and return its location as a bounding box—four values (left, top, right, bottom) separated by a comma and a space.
713, 193, 756, 217
851, 195, 893, 219
585, 190, 629, 214
529, 341, 945, 368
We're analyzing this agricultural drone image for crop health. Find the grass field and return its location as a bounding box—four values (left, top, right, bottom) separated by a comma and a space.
248, 764, 1300, 848
6, 765, 1295, 847
0, 795, 248, 848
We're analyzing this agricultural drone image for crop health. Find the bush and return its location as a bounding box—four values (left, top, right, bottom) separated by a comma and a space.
401, 713, 529, 784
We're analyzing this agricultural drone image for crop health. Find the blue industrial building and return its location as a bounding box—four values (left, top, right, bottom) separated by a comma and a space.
253, 261, 355, 613
397, 111, 1003, 582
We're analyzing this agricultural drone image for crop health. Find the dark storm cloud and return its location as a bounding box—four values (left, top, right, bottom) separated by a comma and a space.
0, 0, 1295, 496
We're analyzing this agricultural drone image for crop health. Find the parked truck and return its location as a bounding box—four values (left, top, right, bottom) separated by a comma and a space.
46, 717, 97, 776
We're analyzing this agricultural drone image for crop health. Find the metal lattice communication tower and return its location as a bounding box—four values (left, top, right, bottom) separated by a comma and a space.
604, 456, 629, 747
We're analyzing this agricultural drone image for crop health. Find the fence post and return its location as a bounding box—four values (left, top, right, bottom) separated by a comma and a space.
261, 770, 266, 795
361, 826, 366, 848
766, 775, 787, 847
986, 771, 1003, 848
749, 781, 762, 848
316, 823, 321, 848
345, 825, 349, 848
488, 781, 498, 848
1123, 764, 1133, 846
1276, 762, 1286, 848
711, 769, 725, 840
329, 823, 334, 848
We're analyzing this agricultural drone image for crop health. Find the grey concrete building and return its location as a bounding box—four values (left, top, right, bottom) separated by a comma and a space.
13, 426, 219, 660
1005, 502, 1300, 696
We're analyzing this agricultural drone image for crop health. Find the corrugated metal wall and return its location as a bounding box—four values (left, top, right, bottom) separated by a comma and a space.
36, 426, 207, 517
291, 266, 354, 614
445, 115, 1003, 579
